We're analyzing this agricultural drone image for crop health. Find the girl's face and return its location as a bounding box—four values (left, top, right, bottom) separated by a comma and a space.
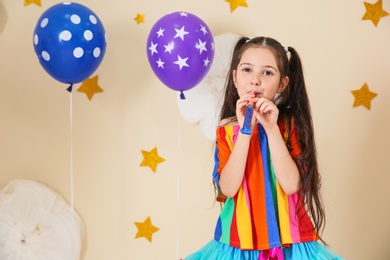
232, 47, 289, 101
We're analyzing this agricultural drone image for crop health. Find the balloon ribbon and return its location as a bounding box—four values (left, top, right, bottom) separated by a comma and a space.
259, 247, 284, 260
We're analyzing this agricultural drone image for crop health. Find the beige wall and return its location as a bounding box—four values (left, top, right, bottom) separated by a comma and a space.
1, 0, 390, 259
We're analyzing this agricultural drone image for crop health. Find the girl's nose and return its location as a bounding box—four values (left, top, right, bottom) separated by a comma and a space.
250, 77, 260, 86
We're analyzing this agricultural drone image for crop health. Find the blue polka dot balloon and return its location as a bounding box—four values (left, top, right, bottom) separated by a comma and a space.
33, 2, 106, 86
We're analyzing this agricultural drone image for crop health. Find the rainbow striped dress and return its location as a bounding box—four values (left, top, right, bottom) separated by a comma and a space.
212, 121, 318, 250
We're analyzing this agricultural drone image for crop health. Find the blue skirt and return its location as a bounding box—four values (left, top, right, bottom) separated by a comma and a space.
184, 240, 343, 260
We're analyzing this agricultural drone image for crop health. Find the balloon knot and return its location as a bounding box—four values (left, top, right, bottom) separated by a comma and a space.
180, 91, 186, 100
67, 84, 73, 93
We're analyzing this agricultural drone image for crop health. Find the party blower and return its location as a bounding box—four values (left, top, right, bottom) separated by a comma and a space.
240, 101, 253, 135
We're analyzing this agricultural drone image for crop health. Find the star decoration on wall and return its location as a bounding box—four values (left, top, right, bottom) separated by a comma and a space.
134, 217, 159, 242
226, 0, 248, 12
351, 83, 378, 110
140, 147, 165, 173
77, 75, 104, 101
362, 0, 389, 27
134, 13, 145, 24
24, 0, 41, 6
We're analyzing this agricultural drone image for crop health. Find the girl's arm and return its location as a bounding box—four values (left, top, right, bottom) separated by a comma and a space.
218, 132, 251, 197
218, 94, 253, 198
255, 97, 300, 195
265, 126, 300, 195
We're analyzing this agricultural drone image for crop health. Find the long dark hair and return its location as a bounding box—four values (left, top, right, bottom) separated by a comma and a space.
219, 36, 326, 243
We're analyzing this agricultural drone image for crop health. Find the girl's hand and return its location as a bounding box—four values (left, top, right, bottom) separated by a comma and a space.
236, 93, 258, 128
253, 97, 279, 129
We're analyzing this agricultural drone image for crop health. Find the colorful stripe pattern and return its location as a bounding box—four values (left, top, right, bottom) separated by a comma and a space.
213, 122, 317, 250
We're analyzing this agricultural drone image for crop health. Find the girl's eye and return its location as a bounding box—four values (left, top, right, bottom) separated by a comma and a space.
242, 67, 251, 72
263, 70, 273, 76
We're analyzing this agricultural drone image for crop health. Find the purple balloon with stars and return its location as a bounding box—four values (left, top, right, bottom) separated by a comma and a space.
33, 2, 106, 86
146, 12, 215, 99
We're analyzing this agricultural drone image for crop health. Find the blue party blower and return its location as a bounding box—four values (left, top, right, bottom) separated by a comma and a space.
240, 102, 253, 135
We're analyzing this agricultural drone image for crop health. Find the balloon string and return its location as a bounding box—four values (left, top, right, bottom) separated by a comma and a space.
70, 91, 74, 224
176, 120, 181, 260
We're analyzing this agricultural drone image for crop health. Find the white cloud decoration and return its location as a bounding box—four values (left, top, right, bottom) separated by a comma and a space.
176, 33, 242, 141
0, 179, 85, 260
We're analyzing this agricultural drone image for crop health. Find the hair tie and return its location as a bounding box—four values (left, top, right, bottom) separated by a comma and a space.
246, 38, 250, 43
284, 46, 289, 52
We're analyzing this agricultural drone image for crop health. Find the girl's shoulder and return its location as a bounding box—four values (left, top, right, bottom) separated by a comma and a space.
216, 117, 240, 140
218, 116, 238, 127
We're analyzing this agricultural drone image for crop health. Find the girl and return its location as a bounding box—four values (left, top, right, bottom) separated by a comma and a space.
185, 37, 343, 259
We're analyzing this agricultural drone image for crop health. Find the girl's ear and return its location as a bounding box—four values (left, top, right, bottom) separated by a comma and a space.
278, 76, 289, 93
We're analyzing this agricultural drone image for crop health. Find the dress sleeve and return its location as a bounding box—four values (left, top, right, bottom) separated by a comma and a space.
288, 119, 301, 161
212, 126, 233, 202
279, 118, 310, 179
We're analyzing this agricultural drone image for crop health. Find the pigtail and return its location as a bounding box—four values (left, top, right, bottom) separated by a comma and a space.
282, 47, 327, 244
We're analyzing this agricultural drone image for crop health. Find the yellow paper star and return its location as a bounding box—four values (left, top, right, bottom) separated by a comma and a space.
34, 225, 41, 234
77, 75, 104, 101
226, 0, 248, 12
134, 217, 159, 242
134, 13, 145, 24
351, 83, 377, 110
362, 0, 389, 27
24, 0, 41, 6
140, 147, 165, 173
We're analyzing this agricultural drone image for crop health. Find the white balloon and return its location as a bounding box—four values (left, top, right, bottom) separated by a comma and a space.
177, 33, 242, 141
0, 179, 85, 260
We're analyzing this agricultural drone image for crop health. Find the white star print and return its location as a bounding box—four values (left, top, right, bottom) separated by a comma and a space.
174, 26, 189, 41
195, 39, 207, 54
148, 41, 158, 56
179, 12, 188, 17
174, 55, 189, 70
156, 58, 165, 68
203, 57, 210, 67
164, 42, 174, 53
156, 28, 165, 38
200, 25, 208, 35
